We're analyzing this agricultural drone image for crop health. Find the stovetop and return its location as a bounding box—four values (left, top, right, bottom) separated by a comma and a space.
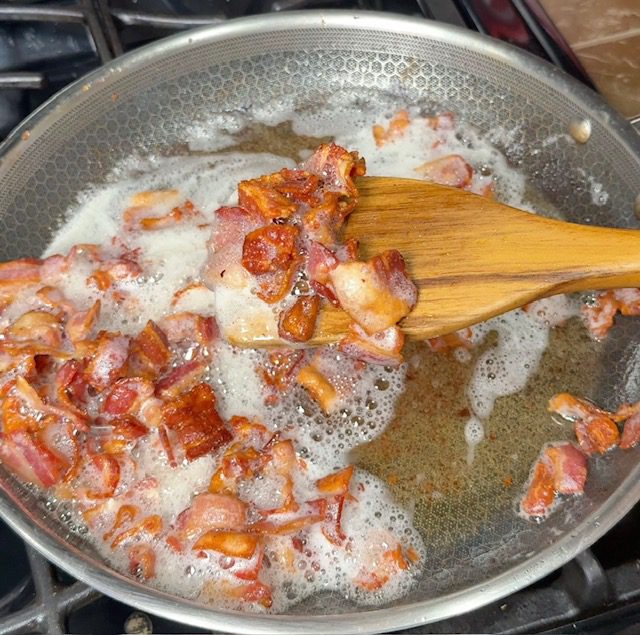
0, 1, 639, 634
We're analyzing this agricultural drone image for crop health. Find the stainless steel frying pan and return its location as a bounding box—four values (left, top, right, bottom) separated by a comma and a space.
0, 11, 639, 634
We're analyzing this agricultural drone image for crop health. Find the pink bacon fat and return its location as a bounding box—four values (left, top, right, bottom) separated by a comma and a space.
520, 442, 587, 519
329, 250, 417, 336
548, 393, 619, 455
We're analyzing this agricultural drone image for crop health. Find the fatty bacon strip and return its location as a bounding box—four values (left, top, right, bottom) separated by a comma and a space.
205, 143, 418, 366
520, 392, 640, 519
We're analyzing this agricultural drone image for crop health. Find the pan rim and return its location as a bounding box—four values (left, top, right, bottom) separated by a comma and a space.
0, 10, 639, 634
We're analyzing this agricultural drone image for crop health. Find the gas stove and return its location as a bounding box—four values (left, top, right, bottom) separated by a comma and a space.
0, 2, 639, 634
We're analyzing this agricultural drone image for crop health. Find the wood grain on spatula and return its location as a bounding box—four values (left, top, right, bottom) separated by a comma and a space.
307, 176, 640, 346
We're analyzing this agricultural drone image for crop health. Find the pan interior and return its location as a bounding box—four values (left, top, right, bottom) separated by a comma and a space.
0, 13, 639, 625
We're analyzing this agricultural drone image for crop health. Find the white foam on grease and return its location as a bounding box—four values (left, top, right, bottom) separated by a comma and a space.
210, 345, 269, 420
467, 309, 549, 420
524, 294, 580, 328
464, 416, 485, 466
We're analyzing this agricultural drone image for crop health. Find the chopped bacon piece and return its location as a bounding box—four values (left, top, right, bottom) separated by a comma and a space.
54, 359, 88, 413
272, 169, 321, 201
520, 443, 587, 518
520, 457, 555, 518
316, 465, 354, 496
238, 170, 321, 221
354, 542, 412, 591
130, 189, 180, 208
128, 544, 156, 580
2, 378, 45, 434
102, 378, 154, 417
297, 364, 338, 414
135, 395, 162, 430
250, 500, 326, 535
128, 320, 171, 379
235, 580, 273, 608
140, 200, 200, 230
270, 439, 297, 475
278, 295, 320, 343
103, 504, 139, 541
548, 393, 615, 422
582, 291, 618, 340
321, 495, 347, 546
67, 244, 102, 264
173, 493, 247, 542
214, 443, 270, 487
84, 453, 121, 499
39, 254, 69, 283
583, 289, 640, 340
548, 393, 619, 455
205, 206, 262, 290
40, 418, 80, 476
427, 328, 474, 353
574, 417, 619, 455
6, 310, 63, 347
373, 110, 411, 147
159, 312, 218, 348
337, 238, 359, 262
0, 258, 41, 287
0, 430, 68, 488
0, 341, 70, 363
302, 143, 365, 197
260, 349, 305, 398
66, 301, 101, 344
613, 400, 640, 422
620, 412, 640, 449
158, 424, 176, 468
424, 111, 456, 131
203, 579, 272, 609
86, 270, 111, 292
238, 178, 297, 221
545, 443, 588, 495
171, 282, 211, 308
110, 514, 163, 549
302, 191, 352, 244
414, 154, 473, 188
156, 360, 207, 400
614, 288, 640, 316
306, 241, 338, 287
100, 416, 148, 454
193, 531, 259, 558
232, 542, 266, 581
84, 332, 130, 391
162, 383, 232, 461
339, 323, 404, 366
227, 416, 270, 442
35, 286, 75, 314
329, 250, 417, 334
255, 259, 301, 304
87, 257, 142, 291
242, 225, 299, 275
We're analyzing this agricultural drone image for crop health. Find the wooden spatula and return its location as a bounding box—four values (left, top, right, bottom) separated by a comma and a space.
302, 175, 640, 346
